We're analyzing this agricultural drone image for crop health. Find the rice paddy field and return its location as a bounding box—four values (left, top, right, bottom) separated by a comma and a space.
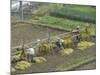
11, 22, 66, 47
11, 2, 96, 75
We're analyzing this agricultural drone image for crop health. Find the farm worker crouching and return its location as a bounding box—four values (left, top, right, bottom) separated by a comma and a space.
55, 37, 64, 50
27, 47, 36, 63
72, 26, 80, 42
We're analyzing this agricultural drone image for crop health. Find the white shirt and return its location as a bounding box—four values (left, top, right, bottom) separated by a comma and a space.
58, 39, 64, 45
60, 39, 64, 43
27, 48, 35, 55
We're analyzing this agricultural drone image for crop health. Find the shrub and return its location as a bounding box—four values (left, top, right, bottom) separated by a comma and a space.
59, 48, 74, 56
33, 57, 47, 63
32, 6, 51, 17
77, 41, 95, 50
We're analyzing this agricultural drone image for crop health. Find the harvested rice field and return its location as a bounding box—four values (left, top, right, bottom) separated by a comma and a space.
11, 1, 96, 75
11, 22, 66, 47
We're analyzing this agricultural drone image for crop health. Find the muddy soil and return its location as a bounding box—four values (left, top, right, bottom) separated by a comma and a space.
12, 45, 96, 75
11, 23, 66, 47
11, 23, 96, 75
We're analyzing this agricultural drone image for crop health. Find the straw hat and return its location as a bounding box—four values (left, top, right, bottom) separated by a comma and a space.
77, 26, 80, 28
86, 23, 89, 27
57, 37, 60, 40
37, 39, 40, 42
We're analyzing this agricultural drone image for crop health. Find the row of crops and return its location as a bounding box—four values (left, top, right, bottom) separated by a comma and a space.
50, 5, 96, 23
37, 16, 95, 30
30, 4, 96, 33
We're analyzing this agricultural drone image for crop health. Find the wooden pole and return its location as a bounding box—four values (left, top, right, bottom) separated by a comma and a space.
19, 0, 23, 20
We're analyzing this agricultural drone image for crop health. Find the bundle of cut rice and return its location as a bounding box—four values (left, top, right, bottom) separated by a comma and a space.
63, 38, 73, 47
59, 48, 74, 56
77, 41, 95, 50
33, 57, 47, 63
11, 54, 21, 62
15, 61, 31, 70
11, 67, 16, 73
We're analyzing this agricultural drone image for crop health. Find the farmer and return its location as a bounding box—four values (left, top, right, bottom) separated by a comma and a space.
85, 24, 90, 34
35, 39, 41, 54
84, 24, 92, 40
36, 39, 41, 46
55, 37, 64, 49
72, 26, 80, 42
27, 46, 36, 62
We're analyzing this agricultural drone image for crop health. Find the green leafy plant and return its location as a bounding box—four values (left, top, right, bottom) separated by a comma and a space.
50, 5, 96, 23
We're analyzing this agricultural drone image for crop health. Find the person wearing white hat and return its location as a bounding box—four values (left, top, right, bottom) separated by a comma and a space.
37, 39, 40, 42
36, 39, 41, 46
77, 26, 80, 28
27, 46, 36, 62
35, 39, 41, 55
72, 26, 80, 33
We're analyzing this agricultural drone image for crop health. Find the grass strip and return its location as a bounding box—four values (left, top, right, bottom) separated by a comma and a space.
55, 56, 96, 71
